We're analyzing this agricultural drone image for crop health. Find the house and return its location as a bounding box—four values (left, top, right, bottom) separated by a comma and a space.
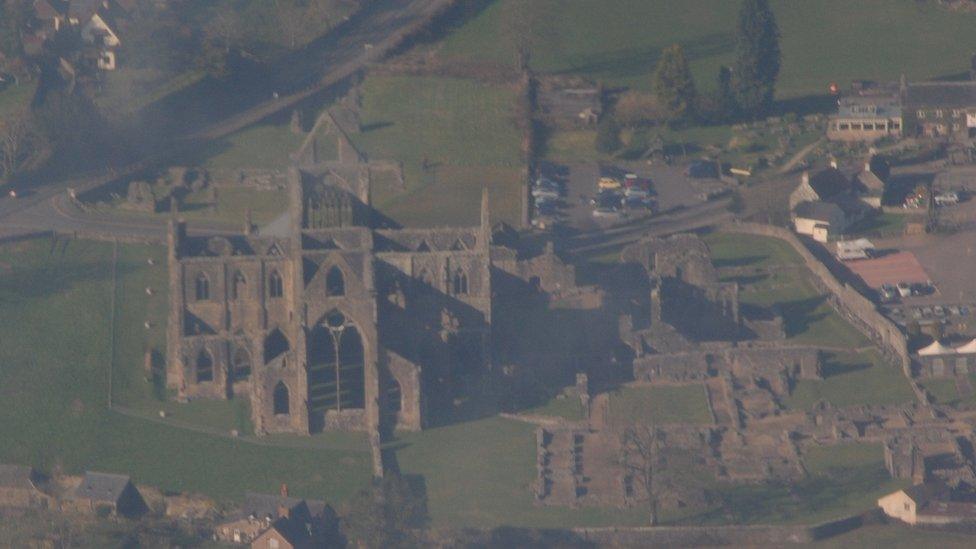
903, 79, 976, 141
68, 0, 126, 70
251, 515, 319, 549
65, 471, 147, 517
854, 156, 890, 208
827, 93, 903, 142
33, 0, 67, 32
878, 483, 976, 525
215, 489, 336, 546
789, 167, 870, 242
0, 464, 50, 509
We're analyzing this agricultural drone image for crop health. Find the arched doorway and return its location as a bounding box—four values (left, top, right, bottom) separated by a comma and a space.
273, 381, 290, 415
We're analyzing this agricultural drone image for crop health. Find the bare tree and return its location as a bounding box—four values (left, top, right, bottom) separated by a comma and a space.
620, 423, 663, 526
0, 111, 38, 185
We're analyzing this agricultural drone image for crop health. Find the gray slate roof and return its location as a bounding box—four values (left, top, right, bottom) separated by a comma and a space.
905, 82, 976, 109
75, 472, 132, 503
242, 491, 326, 520
794, 201, 844, 222
0, 464, 38, 489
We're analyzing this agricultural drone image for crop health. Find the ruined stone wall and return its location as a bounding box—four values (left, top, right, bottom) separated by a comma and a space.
721, 223, 911, 375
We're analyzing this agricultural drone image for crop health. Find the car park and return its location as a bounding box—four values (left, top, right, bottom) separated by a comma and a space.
934, 305, 946, 317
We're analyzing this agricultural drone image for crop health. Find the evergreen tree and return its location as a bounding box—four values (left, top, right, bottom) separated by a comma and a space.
0, 0, 33, 62
717, 65, 737, 121
595, 114, 621, 154
652, 44, 697, 124
732, 0, 781, 118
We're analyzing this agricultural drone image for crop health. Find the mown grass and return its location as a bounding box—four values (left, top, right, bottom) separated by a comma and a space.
439, 0, 976, 97
350, 75, 523, 227
705, 231, 871, 349
783, 351, 914, 410
0, 235, 919, 529
608, 384, 712, 426
522, 393, 585, 421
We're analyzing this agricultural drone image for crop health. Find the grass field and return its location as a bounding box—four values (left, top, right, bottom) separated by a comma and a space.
704, 231, 871, 349
197, 120, 306, 171
810, 523, 976, 548
350, 75, 523, 227
783, 351, 914, 410
608, 384, 712, 426
0, 235, 923, 529
522, 393, 585, 420
439, 0, 976, 97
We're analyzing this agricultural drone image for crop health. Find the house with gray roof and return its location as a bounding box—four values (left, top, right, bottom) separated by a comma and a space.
66, 471, 146, 517
0, 464, 50, 509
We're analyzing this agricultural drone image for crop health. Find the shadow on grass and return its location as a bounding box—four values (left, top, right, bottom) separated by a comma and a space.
821, 356, 873, 378
712, 255, 768, 268
780, 295, 830, 338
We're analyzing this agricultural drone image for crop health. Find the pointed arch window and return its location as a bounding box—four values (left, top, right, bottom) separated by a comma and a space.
264, 328, 290, 364
326, 266, 345, 296
196, 349, 213, 383
453, 269, 469, 295
231, 271, 247, 300
269, 270, 284, 298
195, 273, 210, 301
273, 382, 290, 415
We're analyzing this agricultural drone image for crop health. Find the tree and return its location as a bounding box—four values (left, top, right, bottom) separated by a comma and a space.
595, 114, 621, 154
717, 65, 737, 120
0, 111, 40, 185
0, 0, 33, 63
732, 0, 781, 118
653, 44, 697, 124
340, 474, 428, 549
621, 424, 663, 526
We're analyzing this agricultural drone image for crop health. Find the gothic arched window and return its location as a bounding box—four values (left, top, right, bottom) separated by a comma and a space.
453, 269, 469, 295
196, 349, 213, 383
195, 273, 210, 301
269, 270, 284, 298
273, 382, 290, 415
326, 266, 345, 296
231, 271, 246, 300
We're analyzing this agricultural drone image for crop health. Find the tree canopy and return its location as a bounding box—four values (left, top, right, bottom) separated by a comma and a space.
653, 44, 697, 124
732, 0, 781, 118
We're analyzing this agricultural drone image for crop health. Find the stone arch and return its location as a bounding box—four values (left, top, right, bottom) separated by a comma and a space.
306, 310, 365, 412
452, 268, 469, 295
195, 273, 210, 301
273, 381, 290, 415
326, 265, 345, 296
231, 271, 247, 300
232, 346, 251, 381
196, 349, 213, 383
268, 269, 284, 298
264, 328, 290, 364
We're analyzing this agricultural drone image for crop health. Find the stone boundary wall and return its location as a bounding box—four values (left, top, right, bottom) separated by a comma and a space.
721, 223, 909, 369
720, 223, 929, 407
423, 509, 881, 546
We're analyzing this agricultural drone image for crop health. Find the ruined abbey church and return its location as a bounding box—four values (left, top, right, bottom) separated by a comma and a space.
165, 165, 500, 436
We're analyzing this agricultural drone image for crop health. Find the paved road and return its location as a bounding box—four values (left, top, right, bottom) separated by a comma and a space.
0, 0, 446, 238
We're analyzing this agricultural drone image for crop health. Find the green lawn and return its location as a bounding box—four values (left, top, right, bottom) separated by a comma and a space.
198, 121, 305, 171
350, 75, 523, 227
704, 231, 802, 269
439, 0, 976, 97
522, 393, 585, 421
847, 212, 911, 239
811, 523, 976, 548
608, 384, 712, 426
783, 351, 914, 410
706, 231, 871, 348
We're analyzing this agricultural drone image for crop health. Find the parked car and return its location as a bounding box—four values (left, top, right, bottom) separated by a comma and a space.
949, 305, 961, 316
961, 306, 971, 316
934, 191, 960, 207
934, 305, 946, 317
532, 186, 560, 200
